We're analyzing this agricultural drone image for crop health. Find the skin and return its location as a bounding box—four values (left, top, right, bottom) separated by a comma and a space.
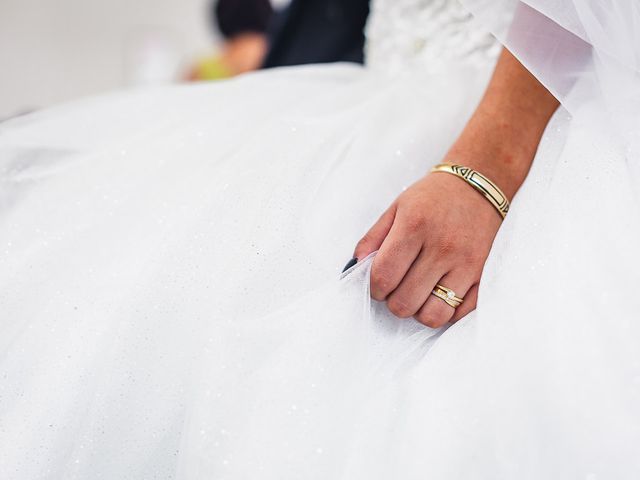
220, 32, 269, 75
187, 32, 268, 81
354, 49, 560, 328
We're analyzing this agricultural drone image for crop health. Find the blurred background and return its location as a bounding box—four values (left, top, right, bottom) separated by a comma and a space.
0, 0, 370, 121
0, 0, 215, 120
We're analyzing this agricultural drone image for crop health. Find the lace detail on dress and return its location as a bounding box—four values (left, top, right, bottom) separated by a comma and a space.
365, 0, 500, 73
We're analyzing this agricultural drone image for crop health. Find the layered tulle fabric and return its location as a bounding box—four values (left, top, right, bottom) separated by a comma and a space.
0, 63, 495, 478
2, 1, 640, 478
179, 107, 640, 479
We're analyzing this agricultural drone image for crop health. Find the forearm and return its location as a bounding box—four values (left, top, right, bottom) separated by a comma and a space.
445, 48, 560, 199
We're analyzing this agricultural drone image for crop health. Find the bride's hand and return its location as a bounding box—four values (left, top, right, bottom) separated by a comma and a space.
351, 49, 560, 327
353, 170, 502, 328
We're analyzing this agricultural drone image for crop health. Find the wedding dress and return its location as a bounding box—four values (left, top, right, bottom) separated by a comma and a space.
1, 0, 639, 478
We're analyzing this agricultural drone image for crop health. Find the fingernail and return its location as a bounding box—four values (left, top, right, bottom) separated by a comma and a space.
341, 257, 358, 273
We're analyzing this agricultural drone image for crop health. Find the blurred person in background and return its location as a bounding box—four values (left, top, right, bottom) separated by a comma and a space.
190, 0, 370, 80
189, 0, 274, 80
263, 0, 370, 67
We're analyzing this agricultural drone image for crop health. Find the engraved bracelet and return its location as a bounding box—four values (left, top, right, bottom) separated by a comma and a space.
431, 163, 510, 219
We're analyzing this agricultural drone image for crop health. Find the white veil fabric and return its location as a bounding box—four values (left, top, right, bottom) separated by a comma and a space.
461, 0, 640, 150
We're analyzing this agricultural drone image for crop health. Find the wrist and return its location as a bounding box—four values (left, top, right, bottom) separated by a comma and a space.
443, 145, 529, 202
442, 113, 539, 201
437, 49, 559, 201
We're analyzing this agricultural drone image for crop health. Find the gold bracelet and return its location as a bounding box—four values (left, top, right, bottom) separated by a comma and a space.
431, 163, 510, 219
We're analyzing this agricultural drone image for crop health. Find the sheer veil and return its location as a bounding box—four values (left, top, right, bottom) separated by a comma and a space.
461, 0, 640, 150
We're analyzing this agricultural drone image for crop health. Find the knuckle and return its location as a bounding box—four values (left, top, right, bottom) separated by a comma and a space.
461, 247, 485, 268
371, 290, 387, 302
434, 235, 457, 258
417, 300, 453, 328
404, 217, 426, 234
370, 268, 393, 300
416, 313, 444, 329
386, 296, 414, 318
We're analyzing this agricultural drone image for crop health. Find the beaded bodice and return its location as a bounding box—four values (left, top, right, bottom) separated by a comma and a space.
365, 0, 500, 73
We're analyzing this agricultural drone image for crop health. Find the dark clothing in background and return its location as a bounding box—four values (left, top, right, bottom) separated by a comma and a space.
213, 0, 274, 37
263, 0, 371, 68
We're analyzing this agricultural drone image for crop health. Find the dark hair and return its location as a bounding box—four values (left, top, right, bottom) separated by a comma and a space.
214, 0, 274, 38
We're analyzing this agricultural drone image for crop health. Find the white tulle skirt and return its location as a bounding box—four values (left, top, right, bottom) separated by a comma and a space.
1, 62, 640, 479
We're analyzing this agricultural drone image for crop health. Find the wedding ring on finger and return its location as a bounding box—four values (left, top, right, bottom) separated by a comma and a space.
431, 284, 464, 309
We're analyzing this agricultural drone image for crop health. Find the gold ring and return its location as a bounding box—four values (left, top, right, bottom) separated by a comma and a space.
431, 284, 464, 309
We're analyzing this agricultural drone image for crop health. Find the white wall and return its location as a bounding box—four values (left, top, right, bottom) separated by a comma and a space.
0, 0, 216, 119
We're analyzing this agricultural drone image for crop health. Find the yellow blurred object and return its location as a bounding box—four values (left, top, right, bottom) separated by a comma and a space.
188, 34, 268, 81
191, 55, 233, 81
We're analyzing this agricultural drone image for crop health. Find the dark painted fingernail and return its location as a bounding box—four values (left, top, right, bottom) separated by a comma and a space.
341, 257, 358, 273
